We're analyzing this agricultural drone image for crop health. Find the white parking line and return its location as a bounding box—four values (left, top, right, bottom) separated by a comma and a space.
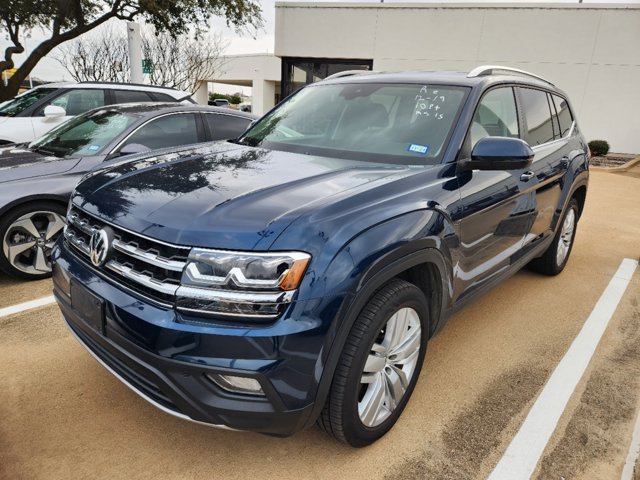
622, 405, 640, 480
0, 295, 56, 319
488, 258, 639, 480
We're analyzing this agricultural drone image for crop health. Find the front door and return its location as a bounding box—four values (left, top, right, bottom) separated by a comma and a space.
454, 86, 535, 302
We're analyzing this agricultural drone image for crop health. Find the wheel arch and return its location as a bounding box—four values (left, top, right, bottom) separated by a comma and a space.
0, 194, 70, 219
304, 246, 452, 429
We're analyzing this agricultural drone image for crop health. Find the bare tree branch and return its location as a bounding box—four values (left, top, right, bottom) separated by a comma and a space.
54, 25, 228, 94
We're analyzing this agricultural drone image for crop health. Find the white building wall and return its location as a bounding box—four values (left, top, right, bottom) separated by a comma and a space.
275, 3, 640, 153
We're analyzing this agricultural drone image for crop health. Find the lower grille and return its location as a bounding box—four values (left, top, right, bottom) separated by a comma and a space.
71, 320, 179, 412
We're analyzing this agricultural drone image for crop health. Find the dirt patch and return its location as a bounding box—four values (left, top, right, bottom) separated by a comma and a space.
590, 154, 638, 168
387, 365, 548, 480
536, 306, 640, 479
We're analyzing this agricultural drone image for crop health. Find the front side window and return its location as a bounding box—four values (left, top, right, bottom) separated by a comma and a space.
0, 88, 56, 117
468, 87, 519, 148
519, 88, 555, 146
29, 109, 139, 157
239, 83, 469, 164
120, 113, 199, 150
41, 89, 106, 116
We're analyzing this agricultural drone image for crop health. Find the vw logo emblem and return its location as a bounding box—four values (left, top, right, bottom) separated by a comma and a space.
89, 229, 111, 267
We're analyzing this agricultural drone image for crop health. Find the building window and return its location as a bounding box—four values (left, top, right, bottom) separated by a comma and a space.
281, 57, 373, 98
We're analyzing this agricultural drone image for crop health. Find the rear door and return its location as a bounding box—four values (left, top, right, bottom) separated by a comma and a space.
516, 87, 571, 252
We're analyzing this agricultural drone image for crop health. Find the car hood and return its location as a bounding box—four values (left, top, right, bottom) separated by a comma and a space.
0, 144, 80, 183
73, 143, 426, 250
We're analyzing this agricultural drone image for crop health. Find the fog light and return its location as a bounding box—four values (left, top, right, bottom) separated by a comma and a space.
206, 373, 265, 396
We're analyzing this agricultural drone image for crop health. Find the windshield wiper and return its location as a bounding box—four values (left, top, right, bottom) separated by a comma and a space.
32, 146, 59, 157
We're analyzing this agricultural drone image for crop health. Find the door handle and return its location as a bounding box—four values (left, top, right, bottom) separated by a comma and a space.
520, 171, 535, 182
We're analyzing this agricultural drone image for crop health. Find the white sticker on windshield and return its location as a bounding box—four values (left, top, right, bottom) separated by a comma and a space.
407, 144, 429, 155
88, 145, 100, 151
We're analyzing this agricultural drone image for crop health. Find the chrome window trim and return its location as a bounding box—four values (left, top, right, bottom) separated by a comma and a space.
530, 120, 576, 152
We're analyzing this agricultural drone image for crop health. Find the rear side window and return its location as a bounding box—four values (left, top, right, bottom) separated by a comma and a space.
552, 95, 573, 138
113, 90, 154, 104
205, 114, 252, 141
519, 88, 555, 146
151, 92, 178, 102
469, 87, 519, 148
120, 113, 199, 150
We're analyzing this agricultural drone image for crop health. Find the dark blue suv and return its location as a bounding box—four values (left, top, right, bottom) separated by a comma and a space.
52, 66, 589, 447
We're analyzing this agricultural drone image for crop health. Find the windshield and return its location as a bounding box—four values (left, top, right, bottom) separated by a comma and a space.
238, 83, 469, 164
0, 88, 56, 117
29, 109, 139, 157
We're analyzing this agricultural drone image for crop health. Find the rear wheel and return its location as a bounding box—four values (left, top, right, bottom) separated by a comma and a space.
0, 202, 67, 280
528, 198, 579, 276
318, 279, 429, 447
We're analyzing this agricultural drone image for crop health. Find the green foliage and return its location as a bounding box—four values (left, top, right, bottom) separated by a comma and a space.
229, 94, 242, 105
0, 0, 263, 101
588, 140, 610, 157
209, 93, 230, 101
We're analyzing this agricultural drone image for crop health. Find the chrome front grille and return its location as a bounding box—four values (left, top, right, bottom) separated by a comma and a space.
64, 207, 189, 305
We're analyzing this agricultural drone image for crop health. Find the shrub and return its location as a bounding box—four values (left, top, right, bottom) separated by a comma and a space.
589, 140, 610, 157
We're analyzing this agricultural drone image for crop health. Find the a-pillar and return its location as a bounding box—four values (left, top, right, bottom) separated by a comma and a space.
251, 80, 276, 116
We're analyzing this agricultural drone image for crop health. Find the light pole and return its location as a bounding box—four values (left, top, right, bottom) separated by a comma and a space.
127, 22, 143, 83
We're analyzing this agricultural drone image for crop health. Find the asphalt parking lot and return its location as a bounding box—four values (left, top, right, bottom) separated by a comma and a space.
1, 168, 638, 480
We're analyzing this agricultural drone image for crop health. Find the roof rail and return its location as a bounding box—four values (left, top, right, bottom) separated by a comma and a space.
467, 65, 554, 86
322, 70, 379, 81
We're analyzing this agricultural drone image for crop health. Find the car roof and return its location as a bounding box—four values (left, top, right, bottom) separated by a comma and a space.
84, 102, 258, 119
318, 70, 560, 93
30, 82, 189, 98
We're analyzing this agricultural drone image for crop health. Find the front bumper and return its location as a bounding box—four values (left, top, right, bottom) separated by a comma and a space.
52, 242, 339, 436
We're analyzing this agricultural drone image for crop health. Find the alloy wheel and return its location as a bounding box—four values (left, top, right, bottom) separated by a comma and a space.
2, 211, 66, 275
358, 307, 422, 427
556, 208, 575, 267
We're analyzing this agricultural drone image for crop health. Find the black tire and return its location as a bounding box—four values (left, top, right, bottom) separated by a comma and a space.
0, 201, 67, 280
528, 198, 579, 276
318, 278, 430, 447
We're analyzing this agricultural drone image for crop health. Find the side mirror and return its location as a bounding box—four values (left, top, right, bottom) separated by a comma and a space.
463, 137, 534, 171
118, 143, 151, 157
44, 105, 66, 119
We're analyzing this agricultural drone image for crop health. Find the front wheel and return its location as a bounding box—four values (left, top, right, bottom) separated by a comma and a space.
0, 202, 67, 280
318, 279, 430, 447
528, 198, 579, 276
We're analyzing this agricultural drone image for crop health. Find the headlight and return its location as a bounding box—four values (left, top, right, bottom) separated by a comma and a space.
175, 249, 310, 320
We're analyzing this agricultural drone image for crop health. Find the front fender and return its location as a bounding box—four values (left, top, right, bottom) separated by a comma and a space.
301, 208, 456, 429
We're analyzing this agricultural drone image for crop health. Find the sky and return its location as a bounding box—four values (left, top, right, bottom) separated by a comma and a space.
1, 0, 638, 95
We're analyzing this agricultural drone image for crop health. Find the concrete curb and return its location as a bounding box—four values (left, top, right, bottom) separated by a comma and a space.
591, 156, 640, 172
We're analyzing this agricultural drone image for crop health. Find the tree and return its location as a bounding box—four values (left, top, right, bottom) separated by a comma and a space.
55, 25, 228, 93
229, 94, 242, 105
0, 0, 262, 101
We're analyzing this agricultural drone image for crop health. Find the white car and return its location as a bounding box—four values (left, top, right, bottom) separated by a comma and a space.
0, 82, 194, 144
